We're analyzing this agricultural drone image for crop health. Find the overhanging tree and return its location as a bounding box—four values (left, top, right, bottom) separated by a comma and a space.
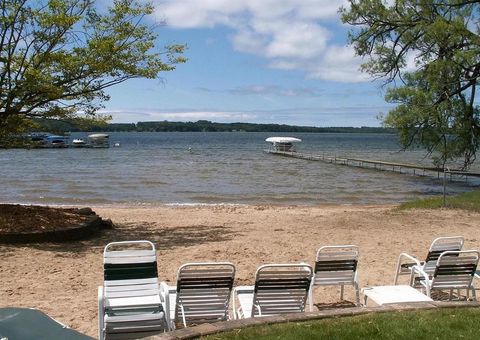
0, 0, 186, 144
341, 0, 480, 168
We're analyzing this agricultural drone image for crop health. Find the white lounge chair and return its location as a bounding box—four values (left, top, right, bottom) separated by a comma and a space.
394, 236, 464, 285
411, 250, 479, 300
233, 263, 313, 319
98, 241, 169, 340
161, 262, 235, 329
308, 245, 360, 310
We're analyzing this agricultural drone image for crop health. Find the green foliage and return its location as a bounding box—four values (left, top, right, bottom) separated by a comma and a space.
0, 0, 186, 146
341, 1, 480, 169
30, 116, 110, 135
204, 308, 480, 340
398, 189, 480, 212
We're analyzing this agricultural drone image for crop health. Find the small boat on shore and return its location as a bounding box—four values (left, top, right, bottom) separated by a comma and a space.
265, 137, 302, 152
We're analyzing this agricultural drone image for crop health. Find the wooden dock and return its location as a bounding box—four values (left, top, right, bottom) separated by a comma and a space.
264, 149, 480, 181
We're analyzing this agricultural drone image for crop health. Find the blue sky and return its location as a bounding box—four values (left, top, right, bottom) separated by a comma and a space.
103, 0, 394, 127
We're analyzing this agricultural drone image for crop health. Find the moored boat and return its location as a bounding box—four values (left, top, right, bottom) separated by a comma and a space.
45, 135, 69, 148
72, 138, 87, 147
265, 137, 302, 152
88, 133, 109, 148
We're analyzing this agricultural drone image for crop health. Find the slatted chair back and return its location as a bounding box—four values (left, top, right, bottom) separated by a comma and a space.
100, 241, 167, 339
425, 236, 464, 263
313, 245, 359, 286
103, 240, 159, 303
251, 264, 313, 317
430, 250, 479, 290
174, 262, 236, 328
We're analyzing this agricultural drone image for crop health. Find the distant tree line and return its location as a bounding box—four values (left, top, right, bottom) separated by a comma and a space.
30, 119, 395, 134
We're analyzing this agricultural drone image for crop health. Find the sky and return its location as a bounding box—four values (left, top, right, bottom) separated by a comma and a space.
103, 0, 395, 127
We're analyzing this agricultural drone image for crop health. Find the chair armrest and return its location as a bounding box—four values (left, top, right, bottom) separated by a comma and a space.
232, 287, 240, 319
411, 265, 431, 296
394, 253, 421, 284
98, 286, 104, 340
159, 282, 171, 331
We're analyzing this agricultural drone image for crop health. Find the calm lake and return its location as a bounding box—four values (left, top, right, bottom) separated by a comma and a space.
1, 132, 478, 206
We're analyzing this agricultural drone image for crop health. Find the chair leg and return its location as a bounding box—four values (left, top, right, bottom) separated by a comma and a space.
471, 286, 477, 301
354, 281, 361, 306
180, 303, 187, 328
162, 312, 169, 333
308, 288, 314, 312
340, 285, 344, 300
449, 289, 453, 301
409, 271, 414, 286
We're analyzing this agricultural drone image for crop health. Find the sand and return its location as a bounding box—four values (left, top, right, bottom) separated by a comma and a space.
1, 204, 479, 337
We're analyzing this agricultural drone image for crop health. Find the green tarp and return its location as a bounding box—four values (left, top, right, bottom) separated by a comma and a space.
0, 307, 93, 340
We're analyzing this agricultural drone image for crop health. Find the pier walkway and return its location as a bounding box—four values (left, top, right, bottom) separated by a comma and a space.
264, 150, 480, 182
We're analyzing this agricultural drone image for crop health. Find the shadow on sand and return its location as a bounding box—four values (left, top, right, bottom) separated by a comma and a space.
0, 222, 237, 256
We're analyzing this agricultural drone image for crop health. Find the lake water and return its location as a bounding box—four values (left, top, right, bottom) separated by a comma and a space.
1, 132, 478, 206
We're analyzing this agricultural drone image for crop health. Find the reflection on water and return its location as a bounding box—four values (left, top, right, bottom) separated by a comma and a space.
1, 132, 478, 206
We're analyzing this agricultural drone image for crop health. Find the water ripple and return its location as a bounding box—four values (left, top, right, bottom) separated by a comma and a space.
0, 131, 478, 206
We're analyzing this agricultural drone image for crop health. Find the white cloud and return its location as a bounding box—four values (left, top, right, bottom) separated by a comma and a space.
155, 0, 370, 83
228, 85, 322, 97
310, 45, 370, 82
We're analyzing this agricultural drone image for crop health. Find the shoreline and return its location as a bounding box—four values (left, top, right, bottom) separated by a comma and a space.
0, 201, 398, 209
1, 204, 479, 337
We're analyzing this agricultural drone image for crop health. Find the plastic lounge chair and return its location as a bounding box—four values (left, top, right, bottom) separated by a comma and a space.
160, 262, 235, 329
308, 245, 360, 310
411, 250, 479, 300
98, 241, 169, 340
233, 263, 313, 319
0, 307, 92, 340
394, 236, 464, 285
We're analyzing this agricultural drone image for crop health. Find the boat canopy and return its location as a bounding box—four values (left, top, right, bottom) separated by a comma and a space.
265, 137, 302, 143
88, 133, 109, 139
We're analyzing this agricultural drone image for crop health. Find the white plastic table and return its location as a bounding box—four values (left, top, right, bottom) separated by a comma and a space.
362, 285, 433, 306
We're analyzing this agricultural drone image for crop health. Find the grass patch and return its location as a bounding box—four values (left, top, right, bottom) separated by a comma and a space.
203, 308, 480, 340
397, 189, 480, 212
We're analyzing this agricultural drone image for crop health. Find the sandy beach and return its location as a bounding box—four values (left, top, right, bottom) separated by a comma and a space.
1, 204, 479, 337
